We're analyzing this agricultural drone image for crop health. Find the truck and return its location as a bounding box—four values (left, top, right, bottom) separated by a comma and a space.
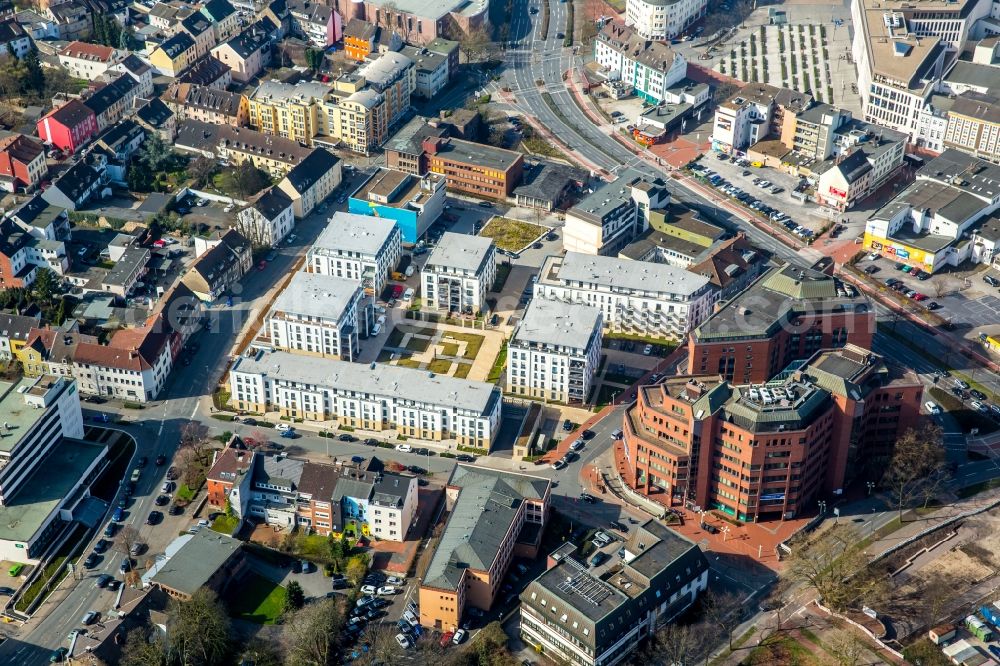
966, 615, 993, 641
981, 603, 1000, 628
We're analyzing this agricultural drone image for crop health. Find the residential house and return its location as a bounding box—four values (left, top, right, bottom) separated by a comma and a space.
0, 18, 32, 58
181, 229, 252, 301
9, 193, 71, 241
235, 185, 295, 247
595, 22, 688, 104
40, 155, 108, 211
93, 119, 147, 185
355, 51, 414, 129
163, 82, 248, 127
36, 100, 98, 154
83, 74, 141, 131
174, 119, 312, 177
147, 1, 197, 32
107, 55, 154, 99
14, 10, 59, 41
178, 54, 232, 89
199, 0, 240, 42
0, 133, 46, 193
57, 41, 121, 80
44, 0, 89, 41
101, 246, 149, 297
343, 18, 379, 61
276, 147, 342, 217
179, 11, 218, 60
287, 0, 339, 46
150, 32, 198, 77
625, 0, 707, 40
507, 299, 603, 404
211, 21, 272, 84
425, 37, 459, 82
0, 312, 40, 360
400, 45, 448, 99
133, 97, 177, 141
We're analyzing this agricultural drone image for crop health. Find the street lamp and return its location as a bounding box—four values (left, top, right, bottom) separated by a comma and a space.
817, 500, 827, 516
866, 481, 875, 496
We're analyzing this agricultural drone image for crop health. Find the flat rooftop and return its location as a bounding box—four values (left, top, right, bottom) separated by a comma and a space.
233, 350, 500, 416
424, 232, 494, 273
149, 529, 242, 597
312, 212, 398, 257
512, 299, 602, 351
433, 137, 521, 173
0, 437, 105, 543
693, 264, 870, 341
0, 378, 47, 455
270, 272, 359, 320
540, 252, 711, 298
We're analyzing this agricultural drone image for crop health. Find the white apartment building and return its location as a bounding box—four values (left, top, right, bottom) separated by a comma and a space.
236, 186, 295, 248
306, 212, 402, 297
57, 41, 122, 80
533, 252, 715, 340
563, 170, 670, 256
258, 271, 370, 361
367, 471, 419, 541
712, 88, 780, 153
355, 51, 415, 128
421, 232, 496, 315
594, 22, 688, 104
230, 350, 502, 449
625, 0, 707, 40
508, 300, 603, 405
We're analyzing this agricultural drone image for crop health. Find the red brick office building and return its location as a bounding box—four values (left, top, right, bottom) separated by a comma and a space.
622, 344, 922, 521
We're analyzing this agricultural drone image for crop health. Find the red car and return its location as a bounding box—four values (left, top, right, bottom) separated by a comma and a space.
913, 293, 927, 301
391, 284, 404, 299
439, 631, 454, 648
152, 239, 167, 248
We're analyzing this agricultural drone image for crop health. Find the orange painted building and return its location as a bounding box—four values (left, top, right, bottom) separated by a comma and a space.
623, 344, 921, 521
343, 18, 378, 61
419, 465, 550, 631
687, 264, 876, 385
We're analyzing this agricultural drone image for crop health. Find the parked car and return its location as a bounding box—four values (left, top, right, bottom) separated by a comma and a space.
924, 401, 941, 415
395, 444, 412, 453
453, 628, 468, 644
550, 460, 567, 470
360, 584, 377, 595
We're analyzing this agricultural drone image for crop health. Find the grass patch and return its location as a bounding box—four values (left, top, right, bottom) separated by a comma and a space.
594, 384, 622, 408
404, 335, 431, 353
444, 332, 484, 360
176, 484, 197, 502
211, 514, 240, 534
454, 363, 472, 379
226, 573, 286, 625
15, 524, 86, 612
929, 386, 997, 434
439, 342, 460, 357
479, 217, 546, 254
427, 358, 453, 374
903, 638, 952, 666
520, 137, 569, 161
604, 332, 678, 350
487, 341, 507, 383
395, 357, 421, 369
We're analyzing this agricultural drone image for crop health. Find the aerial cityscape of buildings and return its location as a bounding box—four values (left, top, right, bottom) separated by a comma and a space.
0, 0, 994, 662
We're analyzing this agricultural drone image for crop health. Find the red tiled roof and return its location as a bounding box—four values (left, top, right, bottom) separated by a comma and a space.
59, 40, 116, 62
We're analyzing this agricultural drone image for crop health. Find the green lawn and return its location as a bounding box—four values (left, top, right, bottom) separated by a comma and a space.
211, 514, 240, 534
479, 217, 547, 253
444, 332, 485, 360
454, 363, 472, 379
395, 357, 421, 369
404, 335, 431, 353
439, 342, 460, 357
427, 358, 453, 374
227, 573, 286, 624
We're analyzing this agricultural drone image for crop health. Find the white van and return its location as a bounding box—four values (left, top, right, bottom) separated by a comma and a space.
371, 323, 382, 336
403, 287, 414, 301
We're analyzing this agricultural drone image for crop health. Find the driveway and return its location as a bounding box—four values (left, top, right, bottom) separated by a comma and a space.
246, 554, 332, 600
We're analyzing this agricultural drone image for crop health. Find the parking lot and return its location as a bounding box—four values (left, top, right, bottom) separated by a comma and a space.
693, 152, 844, 233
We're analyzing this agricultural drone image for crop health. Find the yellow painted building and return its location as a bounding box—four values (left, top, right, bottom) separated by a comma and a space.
247, 80, 331, 146
863, 231, 940, 272
149, 33, 197, 77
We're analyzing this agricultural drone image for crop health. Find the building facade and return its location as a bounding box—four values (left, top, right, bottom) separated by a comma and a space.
230, 350, 502, 448
306, 212, 402, 297
420, 232, 496, 314
508, 300, 603, 404
625, 0, 707, 40
563, 170, 670, 256
594, 22, 688, 104
534, 252, 715, 340
624, 345, 922, 518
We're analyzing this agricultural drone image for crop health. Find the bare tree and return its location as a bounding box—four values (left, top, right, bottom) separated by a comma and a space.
283, 597, 345, 666
784, 524, 866, 611
701, 589, 743, 650
354, 621, 404, 666
648, 623, 699, 666
115, 525, 141, 559
165, 588, 231, 666
881, 425, 948, 521
826, 629, 868, 666
921, 575, 956, 627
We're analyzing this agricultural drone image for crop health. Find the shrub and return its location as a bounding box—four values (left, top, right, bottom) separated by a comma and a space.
123, 401, 143, 410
